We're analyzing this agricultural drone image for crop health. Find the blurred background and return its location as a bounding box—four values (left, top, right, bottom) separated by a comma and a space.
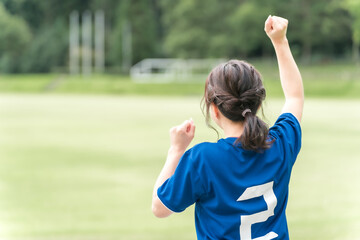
0, 0, 359, 74
0, 0, 360, 239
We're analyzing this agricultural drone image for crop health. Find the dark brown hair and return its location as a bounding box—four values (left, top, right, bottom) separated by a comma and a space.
203, 59, 271, 151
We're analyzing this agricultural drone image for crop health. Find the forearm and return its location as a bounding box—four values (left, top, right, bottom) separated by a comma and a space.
152, 147, 184, 218
152, 147, 184, 198
152, 118, 195, 218
272, 38, 304, 121
272, 38, 304, 101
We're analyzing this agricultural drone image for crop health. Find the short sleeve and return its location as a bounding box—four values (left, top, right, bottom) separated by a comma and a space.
269, 113, 302, 166
157, 149, 205, 213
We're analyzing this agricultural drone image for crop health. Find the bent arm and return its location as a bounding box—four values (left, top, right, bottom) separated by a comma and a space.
152, 119, 195, 218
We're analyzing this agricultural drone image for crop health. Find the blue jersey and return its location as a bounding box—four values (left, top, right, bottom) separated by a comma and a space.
158, 113, 301, 240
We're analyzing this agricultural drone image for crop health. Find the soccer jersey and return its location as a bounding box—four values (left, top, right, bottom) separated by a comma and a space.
158, 113, 301, 240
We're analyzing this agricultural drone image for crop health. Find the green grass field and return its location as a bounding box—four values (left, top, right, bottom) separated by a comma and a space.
0, 61, 359, 98
0, 94, 359, 240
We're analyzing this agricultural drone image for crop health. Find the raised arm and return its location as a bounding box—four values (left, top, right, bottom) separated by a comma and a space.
264, 16, 304, 122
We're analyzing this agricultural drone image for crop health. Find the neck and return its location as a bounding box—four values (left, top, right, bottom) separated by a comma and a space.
220, 118, 245, 138
211, 104, 245, 138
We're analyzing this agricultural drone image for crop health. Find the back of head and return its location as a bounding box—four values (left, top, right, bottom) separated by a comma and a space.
203, 60, 271, 151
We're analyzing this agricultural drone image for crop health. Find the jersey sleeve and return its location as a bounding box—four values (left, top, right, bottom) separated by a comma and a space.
157, 148, 206, 213
269, 113, 302, 166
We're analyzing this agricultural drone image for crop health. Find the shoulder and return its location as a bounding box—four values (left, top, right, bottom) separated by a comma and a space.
182, 141, 225, 166
269, 112, 301, 139
191, 141, 217, 151
185, 141, 218, 159
269, 112, 302, 163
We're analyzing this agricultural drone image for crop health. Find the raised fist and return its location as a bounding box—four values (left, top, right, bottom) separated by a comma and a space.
264, 15, 288, 43
169, 119, 195, 152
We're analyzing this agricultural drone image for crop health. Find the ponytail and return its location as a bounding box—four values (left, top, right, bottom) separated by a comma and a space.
236, 112, 271, 151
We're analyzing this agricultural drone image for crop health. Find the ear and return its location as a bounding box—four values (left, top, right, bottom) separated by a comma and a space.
210, 104, 223, 129
211, 104, 220, 119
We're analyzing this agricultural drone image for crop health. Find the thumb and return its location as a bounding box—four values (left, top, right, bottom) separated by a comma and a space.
264, 15, 273, 33
188, 119, 195, 136
179, 119, 191, 132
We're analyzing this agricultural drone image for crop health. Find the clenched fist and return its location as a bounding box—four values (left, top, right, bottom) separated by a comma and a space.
169, 119, 196, 152
264, 15, 288, 44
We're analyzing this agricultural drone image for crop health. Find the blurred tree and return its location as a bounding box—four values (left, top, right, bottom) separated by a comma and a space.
160, 0, 241, 58
1, 0, 43, 30
316, 2, 352, 59
0, 0, 91, 30
39, 0, 92, 23
109, 0, 161, 71
20, 19, 68, 72
227, 1, 271, 58
295, 0, 352, 62
342, 0, 360, 62
271, 0, 351, 62
0, 2, 31, 73
0, 0, 91, 72
160, 0, 353, 62
0, 0, 357, 72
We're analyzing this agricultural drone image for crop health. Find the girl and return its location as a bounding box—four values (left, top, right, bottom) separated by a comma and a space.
152, 15, 303, 240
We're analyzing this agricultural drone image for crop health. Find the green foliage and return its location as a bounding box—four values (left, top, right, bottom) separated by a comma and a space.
0, 0, 359, 72
343, 0, 360, 42
228, 2, 271, 57
160, 0, 354, 61
0, 2, 32, 73
108, 0, 161, 70
161, 0, 241, 58
20, 19, 68, 72
339, 0, 360, 61
293, 0, 352, 60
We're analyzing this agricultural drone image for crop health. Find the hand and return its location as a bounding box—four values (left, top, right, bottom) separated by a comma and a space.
264, 15, 288, 44
169, 119, 195, 152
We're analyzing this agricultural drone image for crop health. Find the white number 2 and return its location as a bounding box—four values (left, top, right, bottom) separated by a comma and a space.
237, 181, 278, 240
